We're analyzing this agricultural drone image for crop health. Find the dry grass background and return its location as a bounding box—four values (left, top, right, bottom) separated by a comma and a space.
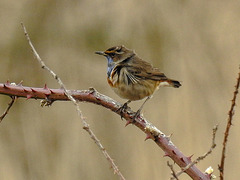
0, 0, 239, 179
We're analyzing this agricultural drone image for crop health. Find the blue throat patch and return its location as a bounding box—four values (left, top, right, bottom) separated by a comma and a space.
106, 56, 115, 78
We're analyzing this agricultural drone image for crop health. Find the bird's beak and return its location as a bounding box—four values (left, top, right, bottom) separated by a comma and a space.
95, 51, 106, 56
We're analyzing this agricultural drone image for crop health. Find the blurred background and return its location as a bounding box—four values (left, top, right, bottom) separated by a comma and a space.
0, 0, 239, 179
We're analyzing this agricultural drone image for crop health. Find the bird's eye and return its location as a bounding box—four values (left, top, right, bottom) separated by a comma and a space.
115, 47, 123, 55
109, 53, 115, 57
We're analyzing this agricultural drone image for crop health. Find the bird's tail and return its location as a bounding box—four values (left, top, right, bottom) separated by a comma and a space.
159, 79, 181, 88
168, 79, 181, 88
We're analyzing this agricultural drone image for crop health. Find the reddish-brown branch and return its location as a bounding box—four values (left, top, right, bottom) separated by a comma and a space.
219, 67, 240, 180
0, 82, 210, 180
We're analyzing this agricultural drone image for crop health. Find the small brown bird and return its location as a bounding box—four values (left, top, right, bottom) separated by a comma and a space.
95, 45, 181, 118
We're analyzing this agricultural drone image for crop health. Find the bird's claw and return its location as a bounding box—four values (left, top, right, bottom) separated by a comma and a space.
40, 98, 54, 107
132, 109, 141, 121
117, 102, 129, 120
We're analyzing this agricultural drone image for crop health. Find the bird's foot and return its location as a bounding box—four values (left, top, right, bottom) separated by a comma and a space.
132, 109, 141, 121
117, 102, 129, 120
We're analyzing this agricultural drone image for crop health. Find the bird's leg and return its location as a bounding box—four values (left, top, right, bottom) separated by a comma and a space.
117, 100, 131, 119
133, 96, 152, 120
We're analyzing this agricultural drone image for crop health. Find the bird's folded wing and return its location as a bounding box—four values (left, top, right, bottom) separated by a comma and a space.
127, 64, 168, 81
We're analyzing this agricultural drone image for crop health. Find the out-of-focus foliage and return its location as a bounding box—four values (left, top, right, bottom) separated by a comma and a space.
0, 1, 239, 179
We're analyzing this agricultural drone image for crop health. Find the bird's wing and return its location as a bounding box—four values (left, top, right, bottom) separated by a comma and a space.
126, 60, 168, 81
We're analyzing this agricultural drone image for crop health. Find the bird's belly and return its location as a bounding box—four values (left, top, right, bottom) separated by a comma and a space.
111, 80, 159, 101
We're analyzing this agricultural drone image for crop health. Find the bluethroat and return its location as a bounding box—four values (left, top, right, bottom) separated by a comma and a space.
95, 45, 181, 119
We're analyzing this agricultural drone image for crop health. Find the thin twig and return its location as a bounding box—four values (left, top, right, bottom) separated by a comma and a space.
0, 96, 16, 122
21, 22, 126, 180
171, 125, 218, 179
219, 66, 240, 180
167, 161, 179, 180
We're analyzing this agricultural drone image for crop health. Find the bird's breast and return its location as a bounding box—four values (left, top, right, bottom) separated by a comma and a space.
107, 66, 159, 100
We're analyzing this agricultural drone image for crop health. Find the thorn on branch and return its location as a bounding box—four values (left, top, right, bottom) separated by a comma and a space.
43, 84, 48, 90
5, 80, 10, 85
180, 157, 185, 163
172, 150, 176, 155
3, 81, 10, 88
166, 134, 172, 142
163, 153, 170, 158
50, 89, 56, 94
144, 133, 152, 141
26, 94, 32, 100
31, 88, 37, 92
23, 88, 28, 93
186, 154, 193, 162
125, 120, 132, 127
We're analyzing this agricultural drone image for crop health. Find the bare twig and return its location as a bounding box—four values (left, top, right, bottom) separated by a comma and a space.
219, 66, 240, 180
170, 125, 218, 179
0, 96, 17, 122
167, 161, 179, 180
21, 23, 126, 180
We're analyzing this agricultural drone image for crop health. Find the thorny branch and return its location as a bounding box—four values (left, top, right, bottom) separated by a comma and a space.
0, 23, 216, 180
0, 96, 17, 122
21, 23, 126, 180
0, 81, 213, 179
219, 66, 240, 180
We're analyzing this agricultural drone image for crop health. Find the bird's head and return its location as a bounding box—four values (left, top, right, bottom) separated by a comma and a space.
95, 45, 134, 63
